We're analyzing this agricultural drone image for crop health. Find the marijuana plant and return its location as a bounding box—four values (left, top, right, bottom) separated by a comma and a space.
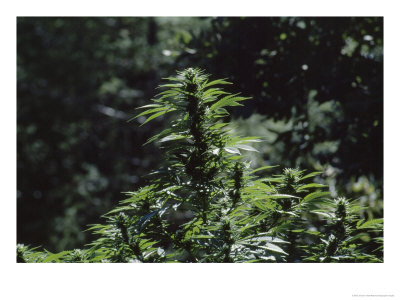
17, 68, 383, 263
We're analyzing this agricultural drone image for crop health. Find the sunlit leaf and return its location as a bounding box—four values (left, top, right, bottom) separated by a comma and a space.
302, 191, 331, 203
140, 109, 176, 126
297, 183, 326, 191
204, 79, 232, 88
357, 218, 383, 229
299, 172, 322, 181
234, 144, 259, 152
224, 147, 241, 154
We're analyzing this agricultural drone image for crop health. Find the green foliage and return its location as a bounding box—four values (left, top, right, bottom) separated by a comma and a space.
17, 17, 383, 256
179, 17, 383, 217
18, 68, 383, 263
17, 17, 212, 251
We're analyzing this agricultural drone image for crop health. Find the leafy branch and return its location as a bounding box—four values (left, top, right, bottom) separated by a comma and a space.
17, 68, 383, 263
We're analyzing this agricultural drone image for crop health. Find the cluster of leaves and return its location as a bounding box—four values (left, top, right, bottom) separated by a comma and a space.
17, 69, 383, 263
178, 17, 383, 202
17, 17, 383, 254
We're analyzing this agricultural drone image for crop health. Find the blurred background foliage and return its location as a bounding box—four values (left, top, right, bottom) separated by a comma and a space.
17, 17, 383, 252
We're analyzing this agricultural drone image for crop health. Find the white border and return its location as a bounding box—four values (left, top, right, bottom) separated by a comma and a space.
2, 1, 399, 299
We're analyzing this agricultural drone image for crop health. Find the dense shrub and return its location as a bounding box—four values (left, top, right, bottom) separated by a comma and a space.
17, 68, 382, 263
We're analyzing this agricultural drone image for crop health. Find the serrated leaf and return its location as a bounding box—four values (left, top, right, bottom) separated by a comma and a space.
246, 180, 274, 192
248, 165, 279, 174
268, 194, 301, 199
346, 233, 369, 243
252, 213, 270, 223
134, 107, 170, 119
204, 79, 232, 88
213, 108, 230, 116
209, 93, 238, 110
144, 128, 173, 145
234, 144, 259, 152
297, 183, 327, 191
299, 172, 322, 181
43, 250, 71, 262
135, 104, 163, 110
224, 147, 241, 154
302, 191, 330, 203
159, 134, 186, 143
210, 94, 251, 111
140, 109, 175, 126
357, 218, 384, 229
240, 235, 288, 244
253, 200, 268, 211
203, 89, 229, 101
209, 122, 229, 130
311, 211, 334, 219
230, 136, 263, 144
260, 243, 288, 255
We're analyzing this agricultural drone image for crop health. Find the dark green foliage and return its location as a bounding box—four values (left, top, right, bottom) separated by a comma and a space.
16, 17, 209, 251
18, 69, 382, 263
177, 17, 383, 208
17, 17, 383, 254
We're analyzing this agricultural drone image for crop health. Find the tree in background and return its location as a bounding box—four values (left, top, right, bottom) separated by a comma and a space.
175, 17, 383, 218
17, 68, 383, 263
17, 17, 211, 251
17, 17, 383, 252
